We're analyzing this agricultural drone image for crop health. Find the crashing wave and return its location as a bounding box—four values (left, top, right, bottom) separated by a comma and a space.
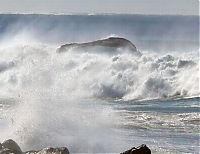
0, 42, 198, 101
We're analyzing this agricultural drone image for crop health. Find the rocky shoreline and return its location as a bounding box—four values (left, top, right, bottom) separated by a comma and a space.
0, 139, 151, 154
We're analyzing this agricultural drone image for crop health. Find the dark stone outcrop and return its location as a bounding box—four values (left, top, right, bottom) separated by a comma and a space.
25, 147, 69, 154
0, 139, 69, 154
57, 37, 141, 56
121, 144, 151, 154
0, 139, 150, 154
1, 139, 22, 154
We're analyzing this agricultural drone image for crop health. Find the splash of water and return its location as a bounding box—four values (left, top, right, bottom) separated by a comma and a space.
0, 42, 198, 152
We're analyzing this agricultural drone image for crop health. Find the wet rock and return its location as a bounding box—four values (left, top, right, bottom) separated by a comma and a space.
0, 139, 69, 154
37, 147, 69, 154
1, 139, 22, 154
57, 37, 142, 56
0, 148, 19, 154
121, 144, 151, 154
25, 147, 69, 154
0, 139, 151, 154
25, 150, 38, 154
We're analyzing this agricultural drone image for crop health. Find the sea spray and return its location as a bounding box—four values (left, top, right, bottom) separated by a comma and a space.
0, 42, 198, 151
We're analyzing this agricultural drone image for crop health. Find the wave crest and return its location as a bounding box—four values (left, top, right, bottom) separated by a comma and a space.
0, 42, 198, 101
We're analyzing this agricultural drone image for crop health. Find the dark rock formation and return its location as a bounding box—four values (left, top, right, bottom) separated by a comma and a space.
0, 139, 69, 154
1, 139, 22, 154
25, 147, 69, 154
121, 144, 151, 154
57, 37, 141, 56
0, 139, 150, 154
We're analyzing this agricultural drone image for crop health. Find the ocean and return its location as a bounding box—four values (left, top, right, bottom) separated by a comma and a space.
0, 14, 199, 153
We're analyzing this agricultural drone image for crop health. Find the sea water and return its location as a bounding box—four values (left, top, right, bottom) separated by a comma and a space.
0, 14, 199, 153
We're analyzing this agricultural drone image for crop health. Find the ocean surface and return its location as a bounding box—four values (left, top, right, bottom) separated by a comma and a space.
0, 14, 199, 153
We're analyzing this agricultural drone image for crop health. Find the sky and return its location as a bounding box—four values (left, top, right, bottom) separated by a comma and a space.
0, 0, 198, 15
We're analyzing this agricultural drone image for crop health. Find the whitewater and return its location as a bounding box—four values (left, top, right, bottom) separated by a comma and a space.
0, 14, 199, 153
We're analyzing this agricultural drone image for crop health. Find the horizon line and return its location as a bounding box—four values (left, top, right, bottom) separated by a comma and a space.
0, 12, 199, 17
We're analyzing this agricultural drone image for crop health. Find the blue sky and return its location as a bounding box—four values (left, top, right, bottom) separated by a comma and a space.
0, 0, 198, 15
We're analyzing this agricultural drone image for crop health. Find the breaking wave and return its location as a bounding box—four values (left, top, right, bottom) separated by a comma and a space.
0, 41, 198, 152
0, 42, 198, 101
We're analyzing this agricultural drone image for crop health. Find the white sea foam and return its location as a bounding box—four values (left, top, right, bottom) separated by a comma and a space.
0, 41, 198, 151
0, 42, 198, 100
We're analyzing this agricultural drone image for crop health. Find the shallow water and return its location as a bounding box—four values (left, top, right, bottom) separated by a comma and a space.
0, 97, 199, 153
111, 97, 200, 153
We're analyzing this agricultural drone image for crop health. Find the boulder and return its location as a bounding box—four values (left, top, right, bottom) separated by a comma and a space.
57, 37, 141, 56
1, 139, 22, 154
121, 144, 151, 154
37, 147, 69, 154
0, 148, 19, 154
0, 139, 151, 154
0, 139, 69, 154
26, 147, 69, 154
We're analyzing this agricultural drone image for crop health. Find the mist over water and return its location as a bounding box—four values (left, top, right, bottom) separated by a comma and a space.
0, 14, 198, 51
0, 14, 199, 153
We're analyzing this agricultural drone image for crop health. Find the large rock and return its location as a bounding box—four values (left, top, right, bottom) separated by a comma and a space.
1, 139, 22, 154
25, 147, 69, 154
57, 37, 141, 56
121, 144, 151, 154
0, 139, 151, 154
0, 139, 69, 154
